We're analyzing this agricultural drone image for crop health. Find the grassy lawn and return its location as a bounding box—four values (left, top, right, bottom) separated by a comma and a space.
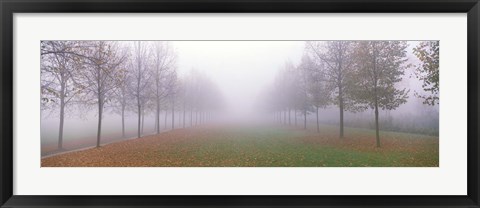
41, 124, 439, 167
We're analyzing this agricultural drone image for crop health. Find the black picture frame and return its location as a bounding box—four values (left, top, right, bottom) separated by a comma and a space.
1, 0, 479, 207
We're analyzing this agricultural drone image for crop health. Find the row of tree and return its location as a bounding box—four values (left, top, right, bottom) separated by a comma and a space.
262, 41, 439, 147
41, 41, 223, 150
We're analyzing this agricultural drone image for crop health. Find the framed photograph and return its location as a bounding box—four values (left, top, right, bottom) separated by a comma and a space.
1, 0, 479, 207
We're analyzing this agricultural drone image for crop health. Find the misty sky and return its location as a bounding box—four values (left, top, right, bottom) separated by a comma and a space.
174, 41, 305, 118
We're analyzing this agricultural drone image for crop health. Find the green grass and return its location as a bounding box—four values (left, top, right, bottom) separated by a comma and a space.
42, 124, 439, 167
152, 125, 438, 167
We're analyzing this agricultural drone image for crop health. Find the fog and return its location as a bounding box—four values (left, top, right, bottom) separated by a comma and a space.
174, 41, 305, 120
41, 41, 438, 156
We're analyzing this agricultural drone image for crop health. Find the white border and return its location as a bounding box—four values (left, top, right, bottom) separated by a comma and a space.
14, 13, 467, 195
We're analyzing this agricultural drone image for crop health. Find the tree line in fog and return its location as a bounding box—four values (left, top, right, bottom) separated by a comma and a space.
41, 41, 224, 150
260, 41, 439, 147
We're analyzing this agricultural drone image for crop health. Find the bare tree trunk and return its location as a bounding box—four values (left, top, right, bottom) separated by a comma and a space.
178, 112, 181, 126
288, 108, 291, 125
136, 53, 142, 138
373, 43, 380, 147
339, 84, 344, 138
154, 113, 158, 132
58, 90, 65, 150
190, 110, 193, 127
155, 73, 160, 134
294, 109, 297, 126
304, 89, 308, 130
121, 105, 125, 138
316, 106, 319, 133
97, 97, 103, 148
171, 97, 175, 129
280, 111, 282, 124
156, 100, 160, 134
164, 110, 167, 129
195, 111, 198, 126
141, 108, 145, 134
137, 104, 141, 138
304, 108, 307, 129
375, 97, 380, 147
183, 102, 186, 128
